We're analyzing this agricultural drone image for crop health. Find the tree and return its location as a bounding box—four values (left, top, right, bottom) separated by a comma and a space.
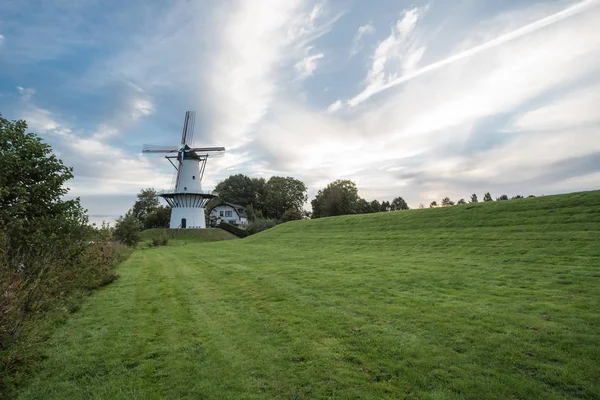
144, 205, 171, 229
457, 198, 466, 205
470, 194, 478, 203
511, 195, 524, 199
0, 114, 88, 256
263, 176, 307, 220
132, 188, 160, 226
380, 200, 391, 212
441, 197, 455, 206
356, 198, 370, 214
280, 208, 303, 222
429, 201, 438, 208
496, 194, 509, 201
369, 199, 381, 213
391, 196, 409, 211
312, 180, 360, 218
113, 211, 142, 247
215, 174, 256, 206
483, 192, 493, 202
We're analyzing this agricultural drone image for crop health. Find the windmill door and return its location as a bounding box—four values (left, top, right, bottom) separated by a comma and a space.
181, 218, 187, 229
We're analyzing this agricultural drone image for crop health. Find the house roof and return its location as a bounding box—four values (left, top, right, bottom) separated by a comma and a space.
210, 202, 247, 218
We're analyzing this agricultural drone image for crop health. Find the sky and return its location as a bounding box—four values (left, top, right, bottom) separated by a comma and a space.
1, 0, 599, 224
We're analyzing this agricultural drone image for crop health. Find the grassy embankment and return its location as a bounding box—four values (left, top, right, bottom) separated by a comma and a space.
139, 227, 237, 246
15, 191, 600, 399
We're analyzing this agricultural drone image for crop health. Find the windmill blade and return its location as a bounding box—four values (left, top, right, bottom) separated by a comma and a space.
142, 144, 179, 153
187, 147, 225, 153
180, 111, 196, 146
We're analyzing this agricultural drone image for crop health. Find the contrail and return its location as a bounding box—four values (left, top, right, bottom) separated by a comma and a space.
346, 0, 600, 107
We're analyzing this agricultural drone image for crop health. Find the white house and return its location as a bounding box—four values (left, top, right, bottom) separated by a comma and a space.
209, 202, 248, 227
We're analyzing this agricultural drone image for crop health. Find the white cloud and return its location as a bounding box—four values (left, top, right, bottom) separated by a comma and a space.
295, 48, 325, 79
327, 99, 342, 112
131, 98, 155, 119
350, 23, 375, 56
344, 0, 599, 107
513, 85, 600, 132
257, 1, 600, 207
334, 6, 427, 109
16, 86, 36, 101
0, 34, 4, 46
205, 0, 339, 148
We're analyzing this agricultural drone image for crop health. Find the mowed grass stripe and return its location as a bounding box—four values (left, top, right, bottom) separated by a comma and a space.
16, 190, 600, 399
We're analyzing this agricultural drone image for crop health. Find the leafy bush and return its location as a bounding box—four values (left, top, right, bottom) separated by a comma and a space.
0, 115, 132, 394
247, 218, 277, 235
149, 233, 169, 247
218, 222, 248, 238
113, 211, 142, 247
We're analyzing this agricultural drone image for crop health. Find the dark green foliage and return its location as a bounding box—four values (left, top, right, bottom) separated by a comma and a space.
214, 174, 261, 208
262, 176, 307, 220
429, 201, 438, 208
149, 233, 169, 247
497, 194, 509, 201
218, 221, 248, 238
132, 188, 159, 223
312, 180, 360, 218
483, 192, 493, 202
512, 195, 524, 199
391, 196, 409, 210
144, 205, 170, 229
247, 218, 277, 235
457, 198, 466, 205
369, 199, 381, 213
470, 193, 478, 203
380, 200, 391, 212
113, 211, 142, 247
0, 114, 88, 258
130, 188, 170, 229
0, 115, 131, 395
280, 208, 302, 222
441, 197, 455, 206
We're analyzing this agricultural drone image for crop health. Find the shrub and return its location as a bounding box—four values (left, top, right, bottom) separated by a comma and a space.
218, 222, 248, 238
247, 218, 277, 235
113, 211, 142, 247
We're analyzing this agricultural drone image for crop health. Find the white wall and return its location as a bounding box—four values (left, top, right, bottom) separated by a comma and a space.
170, 207, 206, 228
177, 158, 202, 193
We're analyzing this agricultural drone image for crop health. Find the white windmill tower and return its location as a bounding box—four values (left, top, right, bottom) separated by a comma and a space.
142, 111, 225, 229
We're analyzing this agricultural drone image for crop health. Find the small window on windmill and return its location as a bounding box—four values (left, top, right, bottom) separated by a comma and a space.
192, 176, 195, 180
220, 211, 224, 217
225, 211, 233, 217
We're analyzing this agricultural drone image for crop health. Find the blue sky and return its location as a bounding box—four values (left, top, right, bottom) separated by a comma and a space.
1, 0, 599, 223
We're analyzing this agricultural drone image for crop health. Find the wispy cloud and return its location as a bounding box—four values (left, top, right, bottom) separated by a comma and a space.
346, 6, 427, 107
350, 23, 375, 56
341, 0, 600, 108
295, 47, 325, 79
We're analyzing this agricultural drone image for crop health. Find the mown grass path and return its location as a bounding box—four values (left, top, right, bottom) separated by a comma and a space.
17, 192, 600, 399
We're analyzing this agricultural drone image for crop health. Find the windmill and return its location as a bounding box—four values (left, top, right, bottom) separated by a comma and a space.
142, 111, 225, 229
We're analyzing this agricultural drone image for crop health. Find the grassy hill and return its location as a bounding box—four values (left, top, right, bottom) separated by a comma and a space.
14, 191, 600, 399
139, 227, 237, 245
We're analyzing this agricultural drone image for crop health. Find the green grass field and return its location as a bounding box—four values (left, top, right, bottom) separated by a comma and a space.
15, 191, 600, 399
139, 227, 237, 246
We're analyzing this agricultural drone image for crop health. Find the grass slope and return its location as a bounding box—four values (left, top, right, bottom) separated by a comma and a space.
139, 228, 237, 245
16, 191, 600, 399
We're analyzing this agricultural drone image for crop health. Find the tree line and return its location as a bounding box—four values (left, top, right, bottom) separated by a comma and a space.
427, 193, 534, 208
